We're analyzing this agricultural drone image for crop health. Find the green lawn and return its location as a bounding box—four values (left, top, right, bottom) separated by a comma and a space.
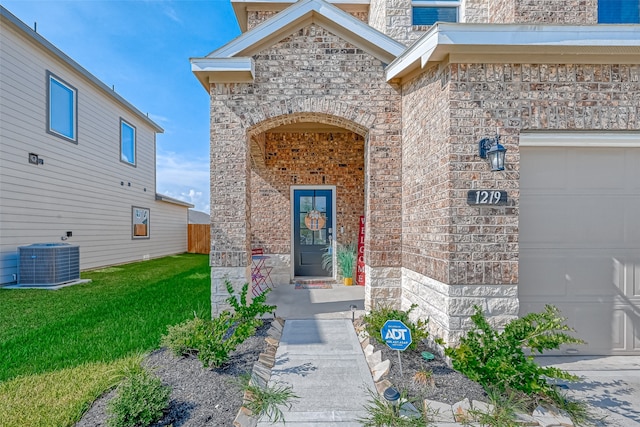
0, 253, 210, 427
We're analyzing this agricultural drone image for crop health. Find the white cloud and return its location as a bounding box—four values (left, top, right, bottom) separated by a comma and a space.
156, 151, 210, 213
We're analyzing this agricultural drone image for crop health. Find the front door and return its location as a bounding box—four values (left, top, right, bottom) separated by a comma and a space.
293, 189, 333, 276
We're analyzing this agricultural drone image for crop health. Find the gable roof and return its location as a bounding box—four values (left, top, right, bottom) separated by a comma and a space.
387, 23, 640, 83
231, 0, 370, 33
191, 0, 404, 88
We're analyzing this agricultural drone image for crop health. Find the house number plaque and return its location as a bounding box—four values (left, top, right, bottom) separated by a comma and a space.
467, 190, 508, 206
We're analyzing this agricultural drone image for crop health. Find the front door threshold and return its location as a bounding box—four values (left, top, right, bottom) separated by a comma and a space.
291, 276, 336, 284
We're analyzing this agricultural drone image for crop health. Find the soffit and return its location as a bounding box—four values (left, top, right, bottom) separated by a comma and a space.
386, 23, 640, 83
191, 0, 404, 88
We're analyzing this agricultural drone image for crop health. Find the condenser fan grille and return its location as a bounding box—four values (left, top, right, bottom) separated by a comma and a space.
18, 243, 80, 286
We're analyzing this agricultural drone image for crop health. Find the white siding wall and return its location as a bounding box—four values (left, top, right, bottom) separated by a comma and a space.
0, 16, 188, 284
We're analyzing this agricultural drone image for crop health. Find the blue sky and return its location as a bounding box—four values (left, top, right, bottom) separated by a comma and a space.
2, 0, 242, 213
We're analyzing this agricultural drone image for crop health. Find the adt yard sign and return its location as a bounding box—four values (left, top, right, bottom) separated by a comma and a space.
381, 320, 412, 351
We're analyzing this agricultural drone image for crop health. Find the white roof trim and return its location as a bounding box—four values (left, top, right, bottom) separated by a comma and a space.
155, 194, 194, 208
1, 6, 163, 133
210, 0, 404, 61
190, 57, 255, 88
386, 23, 640, 81
520, 131, 640, 148
231, 0, 370, 32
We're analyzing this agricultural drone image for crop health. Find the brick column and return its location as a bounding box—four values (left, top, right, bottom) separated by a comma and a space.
364, 101, 403, 311
209, 83, 251, 315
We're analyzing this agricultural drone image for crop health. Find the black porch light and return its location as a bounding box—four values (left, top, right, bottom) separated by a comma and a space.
478, 129, 507, 171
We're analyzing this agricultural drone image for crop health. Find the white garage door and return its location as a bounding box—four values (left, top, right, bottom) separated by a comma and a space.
519, 133, 640, 355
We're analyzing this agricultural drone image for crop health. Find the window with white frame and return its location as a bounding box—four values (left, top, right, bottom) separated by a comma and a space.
47, 71, 77, 142
412, 0, 460, 25
132, 206, 150, 239
120, 119, 136, 166
598, 0, 639, 23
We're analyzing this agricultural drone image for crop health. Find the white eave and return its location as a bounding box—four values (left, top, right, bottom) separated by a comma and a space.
190, 57, 255, 88
232, 0, 370, 32
155, 194, 194, 208
191, 0, 404, 88
386, 23, 640, 83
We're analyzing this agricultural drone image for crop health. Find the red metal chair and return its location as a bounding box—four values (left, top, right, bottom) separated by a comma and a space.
251, 248, 273, 295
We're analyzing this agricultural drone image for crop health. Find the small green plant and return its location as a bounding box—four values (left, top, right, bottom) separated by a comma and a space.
238, 374, 299, 423
412, 366, 434, 388
321, 242, 357, 280
225, 280, 276, 321
464, 387, 528, 427
541, 386, 595, 426
363, 304, 429, 350
161, 281, 276, 367
445, 305, 584, 399
359, 389, 428, 427
336, 242, 357, 279
106, 365, 171, 427
160, 314, 209, 358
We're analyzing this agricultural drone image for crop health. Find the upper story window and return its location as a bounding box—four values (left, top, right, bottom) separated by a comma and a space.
47, 71, 77, 142
120, 119, 136, 166
412, 0, 460, 25
598, 0, 639, 23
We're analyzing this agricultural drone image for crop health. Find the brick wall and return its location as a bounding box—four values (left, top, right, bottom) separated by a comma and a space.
250, 131, 365, 255
401, 61, 640, 342
462, 0, 489, 23
490, 0, 597, 23
402, 64, 452, 285
209, 23, 402, 306
247, 9, 368, 31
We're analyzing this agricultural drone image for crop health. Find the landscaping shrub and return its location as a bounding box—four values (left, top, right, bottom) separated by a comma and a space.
107, 366, 171, 427
363, 304, 429, 350
445, 305, 584, 398
161, 280, 276, 368
237, 374, 299, 423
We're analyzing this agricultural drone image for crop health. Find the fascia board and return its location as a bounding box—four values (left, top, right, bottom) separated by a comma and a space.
386, 24, 440, 81
520, 131, 640, 147
231, 0, 371, 32
190, 57, 254, 87
386, 23, 640, 82
211, 0, 404, 61
155, 193, 194, 208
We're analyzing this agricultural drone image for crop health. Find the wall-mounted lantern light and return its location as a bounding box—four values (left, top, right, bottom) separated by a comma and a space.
478, 129, 507, 171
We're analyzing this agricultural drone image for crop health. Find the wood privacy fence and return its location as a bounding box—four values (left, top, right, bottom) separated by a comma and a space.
188, 224, 210, 254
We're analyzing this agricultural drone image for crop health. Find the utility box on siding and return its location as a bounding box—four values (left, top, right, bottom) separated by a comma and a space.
18, 243, 80, 286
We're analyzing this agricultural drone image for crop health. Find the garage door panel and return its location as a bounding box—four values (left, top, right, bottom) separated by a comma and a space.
611, 310, 626, 351
520, 143, 640, 355
521, 196, 628, 246
519, 150, 567, 190
627, 149, 640, 190
519, 197, 573, 244
519, 252, 567, 297
626, 198, 640, 242
568, 255, 619, 297
567, 149, 627, 190
566, 197, 627, 244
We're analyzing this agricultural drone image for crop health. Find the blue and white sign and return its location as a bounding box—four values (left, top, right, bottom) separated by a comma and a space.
380, 320, 412, 351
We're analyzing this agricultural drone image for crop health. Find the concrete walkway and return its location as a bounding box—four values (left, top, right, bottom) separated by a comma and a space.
537, 356, 640, 427
256, 318, 375, 426
256, 283, 640, 426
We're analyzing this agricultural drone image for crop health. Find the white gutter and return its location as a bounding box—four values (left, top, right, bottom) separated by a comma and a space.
386, 23, 640, 81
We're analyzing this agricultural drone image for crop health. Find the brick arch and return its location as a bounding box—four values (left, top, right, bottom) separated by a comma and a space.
245, 98, 374, 137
